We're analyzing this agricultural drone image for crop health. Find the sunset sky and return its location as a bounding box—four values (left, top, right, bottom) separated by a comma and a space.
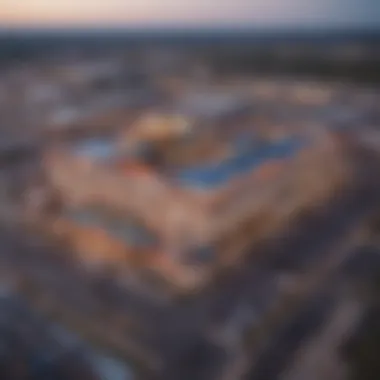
0, 0, 379, 29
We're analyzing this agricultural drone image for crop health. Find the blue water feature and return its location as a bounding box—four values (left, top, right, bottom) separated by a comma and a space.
65, 209, 157, 248
176, 137, 304, 189
71, 138, 116, 160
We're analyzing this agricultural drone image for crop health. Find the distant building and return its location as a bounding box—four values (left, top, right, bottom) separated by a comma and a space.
176, 92, 252, 124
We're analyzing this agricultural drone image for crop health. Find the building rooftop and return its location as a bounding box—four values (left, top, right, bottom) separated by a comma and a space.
173, 136, 304, 189
61, 207, 158, 249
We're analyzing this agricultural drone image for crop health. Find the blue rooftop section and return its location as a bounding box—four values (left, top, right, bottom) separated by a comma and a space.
71, 138, 116, 160
64, 209, 157, 248
175, 137, 304, 189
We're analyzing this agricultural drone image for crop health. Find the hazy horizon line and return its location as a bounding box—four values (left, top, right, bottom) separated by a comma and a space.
1, 23, 380, 34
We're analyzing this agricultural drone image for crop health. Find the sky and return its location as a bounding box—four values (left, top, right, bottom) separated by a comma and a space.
0, 0, 379, 29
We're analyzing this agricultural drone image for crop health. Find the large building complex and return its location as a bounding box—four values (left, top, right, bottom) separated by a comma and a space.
43, 111, 355, 292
